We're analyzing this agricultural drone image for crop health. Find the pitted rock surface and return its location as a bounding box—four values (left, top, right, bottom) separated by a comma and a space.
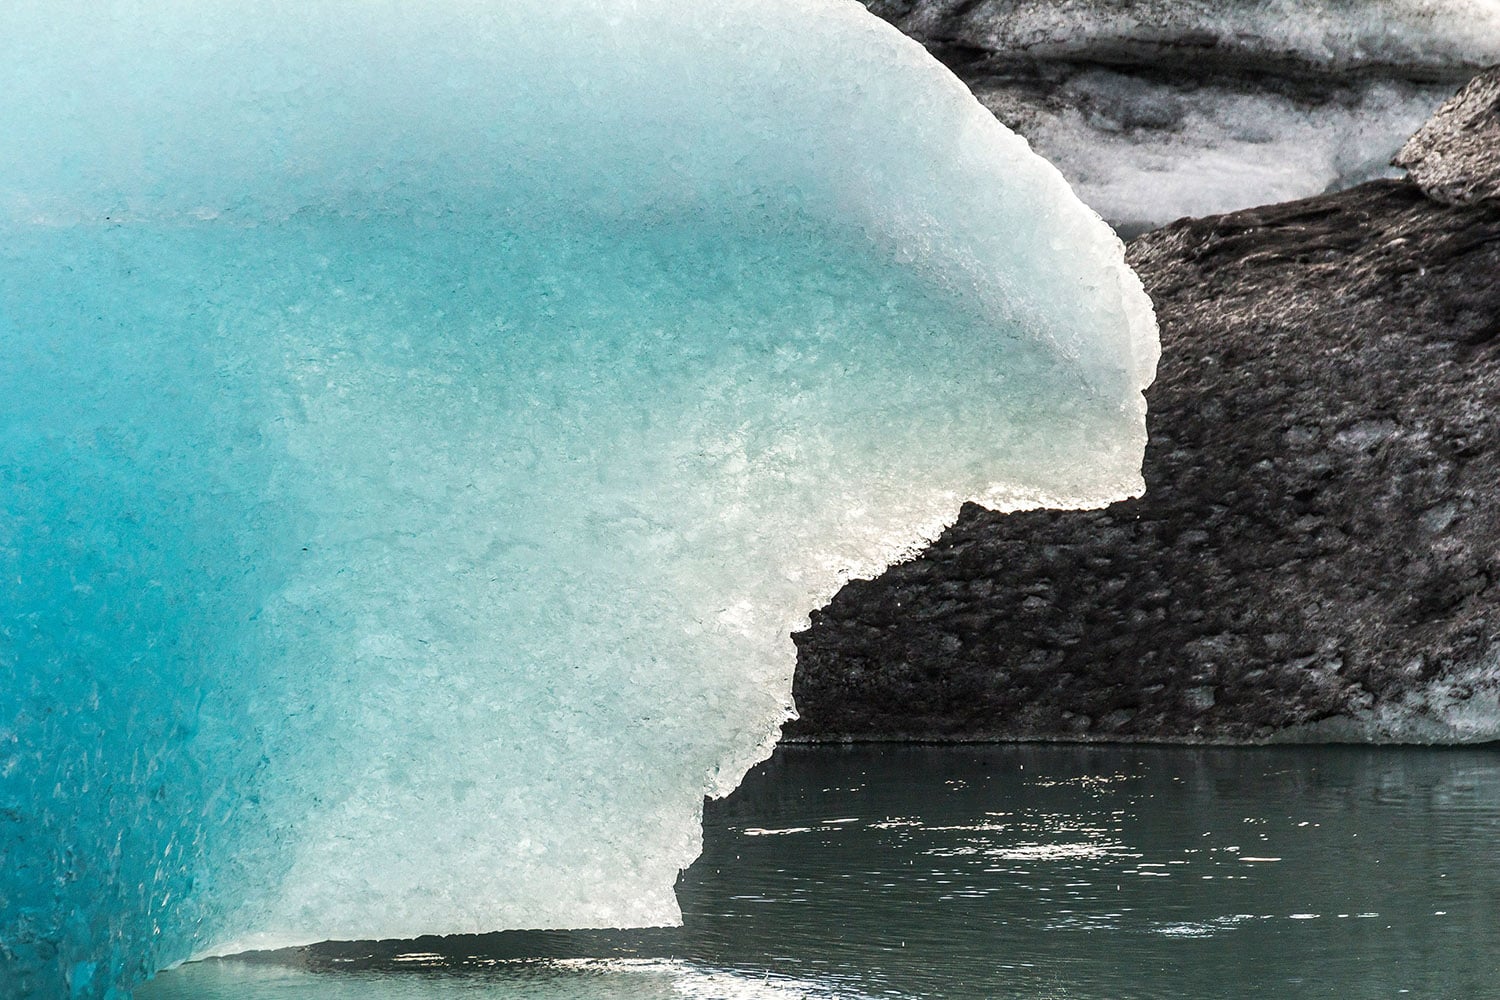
1395, 66, 1500, 205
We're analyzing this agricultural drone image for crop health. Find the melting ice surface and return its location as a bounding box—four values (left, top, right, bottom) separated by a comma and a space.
0, 1, 1156, 996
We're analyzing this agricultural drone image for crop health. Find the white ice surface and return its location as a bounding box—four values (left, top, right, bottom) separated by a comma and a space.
980, 73, 1457, 231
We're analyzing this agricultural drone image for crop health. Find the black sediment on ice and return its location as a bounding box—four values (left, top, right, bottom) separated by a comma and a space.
790, 67, 1500, 745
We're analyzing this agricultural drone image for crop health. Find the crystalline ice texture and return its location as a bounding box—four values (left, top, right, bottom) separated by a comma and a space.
0, 2, 1157, 996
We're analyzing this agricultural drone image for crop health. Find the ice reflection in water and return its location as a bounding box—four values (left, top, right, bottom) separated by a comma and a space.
145, 745, 1500, 999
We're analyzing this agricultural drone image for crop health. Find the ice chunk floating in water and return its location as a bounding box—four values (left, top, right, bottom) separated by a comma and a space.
0, 1, 1157, 996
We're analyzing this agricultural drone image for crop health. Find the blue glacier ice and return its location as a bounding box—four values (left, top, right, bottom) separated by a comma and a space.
0, 1, 1157, 997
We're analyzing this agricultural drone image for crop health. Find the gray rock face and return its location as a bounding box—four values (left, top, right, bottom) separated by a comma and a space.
1395, 67, 1500, 205
787, 83, 1500, 744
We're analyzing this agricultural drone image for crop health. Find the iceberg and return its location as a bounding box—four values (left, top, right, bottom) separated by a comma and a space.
0, 1, 1157, 997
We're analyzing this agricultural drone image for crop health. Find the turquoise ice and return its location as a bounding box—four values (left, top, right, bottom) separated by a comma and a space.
0, 2, 1156, 997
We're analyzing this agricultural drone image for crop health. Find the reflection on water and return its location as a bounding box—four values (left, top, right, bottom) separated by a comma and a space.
145, 745, 1500, 999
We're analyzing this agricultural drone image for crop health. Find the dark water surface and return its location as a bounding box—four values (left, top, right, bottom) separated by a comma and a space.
143, 744, 1500, 999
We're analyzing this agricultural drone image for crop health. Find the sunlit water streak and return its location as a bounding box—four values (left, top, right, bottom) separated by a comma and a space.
144, 745, 1500, 999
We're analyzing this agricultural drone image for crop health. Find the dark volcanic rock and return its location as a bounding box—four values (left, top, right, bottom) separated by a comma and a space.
1396, 67, 1500, 205
788, 92, 1500, 744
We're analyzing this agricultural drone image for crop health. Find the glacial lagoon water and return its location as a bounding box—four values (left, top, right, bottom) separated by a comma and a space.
143, 744, 1500, 1000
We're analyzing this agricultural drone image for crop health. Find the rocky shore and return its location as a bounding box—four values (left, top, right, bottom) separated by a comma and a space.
788, 69, 1500, 744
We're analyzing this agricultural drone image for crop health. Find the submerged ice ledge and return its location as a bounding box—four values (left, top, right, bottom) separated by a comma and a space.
0, 1, 1156, 996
